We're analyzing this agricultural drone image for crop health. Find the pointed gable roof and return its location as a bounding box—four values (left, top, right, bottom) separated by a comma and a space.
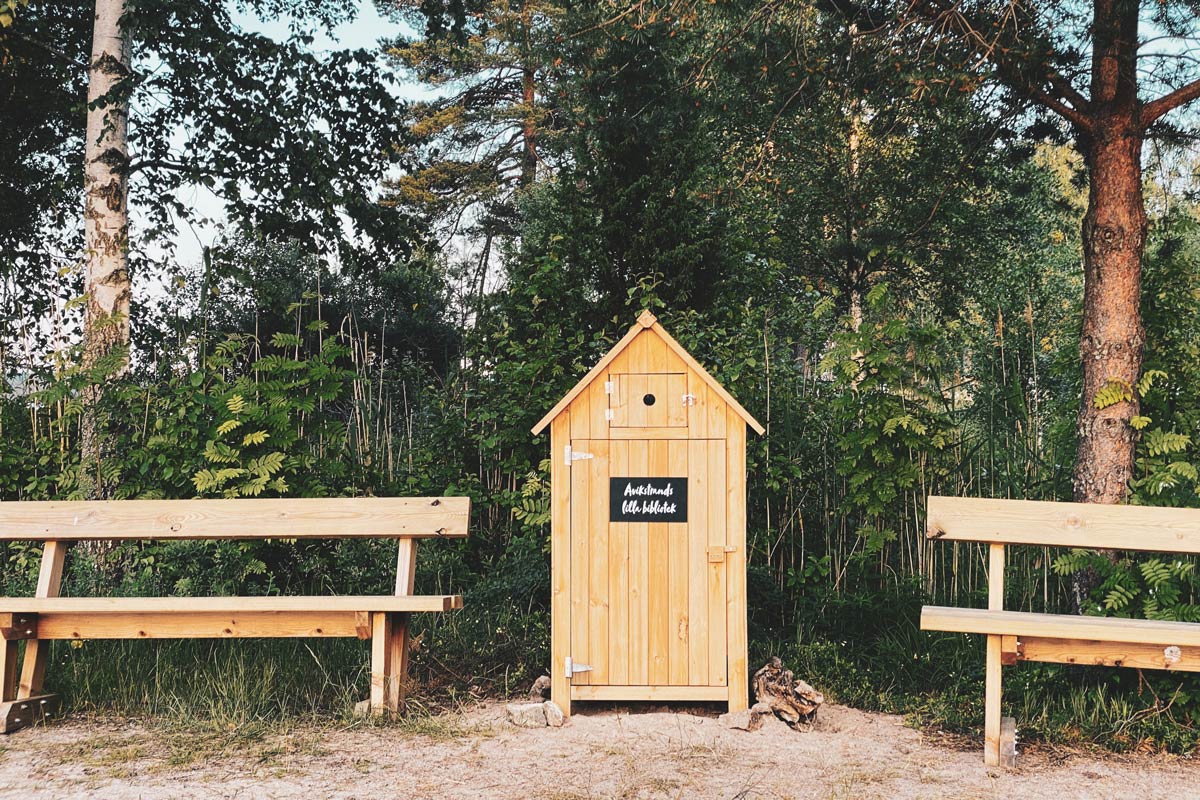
531, 310, 765, 435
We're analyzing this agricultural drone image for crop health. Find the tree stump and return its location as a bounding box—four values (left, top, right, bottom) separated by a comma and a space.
752, 657, 824, 727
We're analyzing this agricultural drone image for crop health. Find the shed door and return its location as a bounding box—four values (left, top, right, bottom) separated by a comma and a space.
569, 438, 728, 687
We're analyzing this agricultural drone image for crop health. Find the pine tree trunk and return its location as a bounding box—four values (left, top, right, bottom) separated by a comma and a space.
1068, 0, 1145, 610
1071, 0, 1144, 509
519, 1, 537, 188
80, 0, 131, 501
1072, 123, 1146, 507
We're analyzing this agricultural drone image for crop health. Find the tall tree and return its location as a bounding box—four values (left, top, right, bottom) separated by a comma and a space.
839, 1, 1200, 509
79, 0, 131, 497
379, 0, 564, 250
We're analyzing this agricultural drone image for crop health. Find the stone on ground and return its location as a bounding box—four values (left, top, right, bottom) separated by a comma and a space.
506, 702, 549, 728
543, 701, 565, 727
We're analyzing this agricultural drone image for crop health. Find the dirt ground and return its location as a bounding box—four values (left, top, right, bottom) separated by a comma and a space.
0, 701, 1195, 799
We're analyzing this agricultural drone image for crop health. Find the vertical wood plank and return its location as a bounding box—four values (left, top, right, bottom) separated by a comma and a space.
609, 441, 630, 685
648, 440, 670, 684
550, 414, 572, 715
370, 611, 394, 713
646, 337, 669, 429
687, 438, 709, 684
725, 414, 748, 710
628, 440, 650, 685
667, 373, 688, 427
588, 376, 610, 438
570, 392, 590, 440
706, 386, 727, 439
688, 369, 708, 438
627, 374, 648, 428
388, 538, 419, 713
18, 540, 66, 699
644, 327, 666, 372
984, 543, 1006, 765
707, 439, 728, 687
1, 641, 18, 702
588, 440, 611, 684
668, 439, 690, 685
628, 329, 650, 373
570, 436, 591, 686
647, 376, 669, 427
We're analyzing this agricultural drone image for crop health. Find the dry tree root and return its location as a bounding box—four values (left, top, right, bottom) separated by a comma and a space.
753, 657, 825, 727
529, 675, 552, 701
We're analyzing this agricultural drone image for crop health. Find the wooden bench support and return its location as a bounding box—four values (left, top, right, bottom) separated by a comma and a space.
999, 716, 1017, 768
365, 539, 421, 716
1, 640, 18, 702
0, 694, 61, 734
0, 614, 37, 640
983, 544, 1004, 767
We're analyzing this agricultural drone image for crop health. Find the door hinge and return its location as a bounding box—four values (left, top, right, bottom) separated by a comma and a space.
565, 656, 593, 678
604, 380, 615, 395
604, 408, 614, 421
564, 445, 594, 466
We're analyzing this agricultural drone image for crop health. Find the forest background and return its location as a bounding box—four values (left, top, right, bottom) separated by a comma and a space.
3, 0, 1200, 753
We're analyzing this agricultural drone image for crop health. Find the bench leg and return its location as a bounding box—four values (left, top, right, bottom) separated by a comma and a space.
984, 633, 1003, 766
388, 612, 412, 714
370, 612, 396, 716
1, 641, 17, 702
369, 611, 414, 716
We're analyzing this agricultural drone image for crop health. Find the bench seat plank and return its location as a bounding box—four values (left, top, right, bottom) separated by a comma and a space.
0, 595, 463, 614
921, 606, 1200, 648
0, 497, 469, 540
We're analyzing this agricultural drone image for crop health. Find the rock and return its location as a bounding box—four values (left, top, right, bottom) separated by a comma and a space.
543, 700, 565, 727
529, 675, 552, 701
506, 702, 548, 728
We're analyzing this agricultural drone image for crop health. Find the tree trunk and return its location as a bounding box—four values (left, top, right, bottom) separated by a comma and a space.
1071, 0, 1144, 508
519, 1, 537, 188
1072, 123, 1146, 507
1068, 0, 1145, 610
80, 0, 131, 501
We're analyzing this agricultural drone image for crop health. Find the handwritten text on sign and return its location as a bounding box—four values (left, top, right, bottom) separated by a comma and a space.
609, 477, 688, 523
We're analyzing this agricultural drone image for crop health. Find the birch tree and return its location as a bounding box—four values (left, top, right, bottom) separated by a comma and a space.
80, 0, 130, 497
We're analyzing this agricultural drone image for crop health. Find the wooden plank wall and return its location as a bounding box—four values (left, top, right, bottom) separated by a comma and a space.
551, 326, 751, 712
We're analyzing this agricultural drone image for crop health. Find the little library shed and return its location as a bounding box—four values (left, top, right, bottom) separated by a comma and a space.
532, 311, 764, 717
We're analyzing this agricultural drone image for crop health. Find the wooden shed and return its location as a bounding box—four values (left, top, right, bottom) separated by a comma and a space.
532, 310, 764, 717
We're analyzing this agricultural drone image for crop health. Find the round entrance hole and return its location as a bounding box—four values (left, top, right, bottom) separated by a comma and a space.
642, 393, 656, 406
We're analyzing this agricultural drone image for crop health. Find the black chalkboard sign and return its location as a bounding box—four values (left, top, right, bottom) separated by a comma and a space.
609, 477, 688, 523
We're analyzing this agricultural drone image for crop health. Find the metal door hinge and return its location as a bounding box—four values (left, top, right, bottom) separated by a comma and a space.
564, 445, 594, 466
604, 381, 615, 394
605, 408, 614, 421
565, 656, 593, 678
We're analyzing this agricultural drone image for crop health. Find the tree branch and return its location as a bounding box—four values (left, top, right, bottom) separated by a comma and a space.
1142, 78, 1200, 128
1026, 85, 1093, 130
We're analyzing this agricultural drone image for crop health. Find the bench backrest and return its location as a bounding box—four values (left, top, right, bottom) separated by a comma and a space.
926, 496, 1200, 555
0, 497, 470, 541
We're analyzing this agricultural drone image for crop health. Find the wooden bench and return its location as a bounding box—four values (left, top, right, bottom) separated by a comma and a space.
0, 496, 469, 733
920, 495, 1200, 766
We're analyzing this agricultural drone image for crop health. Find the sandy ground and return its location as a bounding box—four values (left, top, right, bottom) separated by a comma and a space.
0, 701, 1195, 799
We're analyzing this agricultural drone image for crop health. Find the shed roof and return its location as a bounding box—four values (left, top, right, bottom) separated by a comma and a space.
531, 311, 765, 435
